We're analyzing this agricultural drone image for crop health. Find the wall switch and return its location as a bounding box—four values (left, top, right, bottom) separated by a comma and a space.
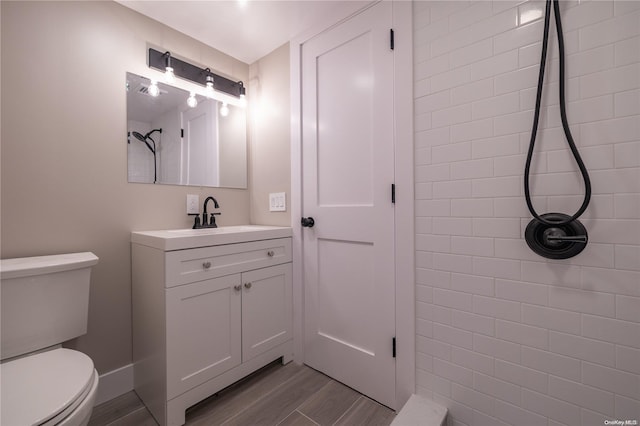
269, 192, 286, 212
187, 194, 199, 215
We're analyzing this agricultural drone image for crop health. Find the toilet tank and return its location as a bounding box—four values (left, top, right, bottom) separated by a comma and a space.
0, 252, 99, 360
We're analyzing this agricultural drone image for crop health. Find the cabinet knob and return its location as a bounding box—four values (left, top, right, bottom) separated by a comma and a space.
267, 250, 275, 257
244, 282, 252, 289
202, 261, 212, 269
234, 284, 242, 292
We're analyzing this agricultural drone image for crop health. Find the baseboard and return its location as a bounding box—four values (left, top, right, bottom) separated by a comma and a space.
94, 363, 134, 406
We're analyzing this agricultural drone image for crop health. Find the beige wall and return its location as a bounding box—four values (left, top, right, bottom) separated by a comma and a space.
249, 43, 292, 226
0, 1, 252, 373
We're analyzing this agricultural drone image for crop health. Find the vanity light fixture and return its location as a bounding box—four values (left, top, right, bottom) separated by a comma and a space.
163, 51, 175, 84
187, 92, 198, 108
220, 102, 229, 117
147, 48, 246, 100
148, 80, 160, 97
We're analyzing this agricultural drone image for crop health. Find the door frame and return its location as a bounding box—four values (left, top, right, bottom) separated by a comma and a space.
290, 1, 414, 409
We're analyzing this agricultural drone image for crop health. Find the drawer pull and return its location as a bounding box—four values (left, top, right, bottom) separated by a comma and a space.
244, 282, 252, 289
202, 261, 212, 269
234, 284, 242, 292
267, 250, 275, 257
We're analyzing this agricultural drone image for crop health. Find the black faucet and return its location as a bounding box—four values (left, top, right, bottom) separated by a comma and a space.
192, 196, 221, 229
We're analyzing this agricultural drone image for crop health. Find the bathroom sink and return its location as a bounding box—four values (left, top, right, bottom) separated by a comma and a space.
131, 225, 292, 251
164, 225, 273, 235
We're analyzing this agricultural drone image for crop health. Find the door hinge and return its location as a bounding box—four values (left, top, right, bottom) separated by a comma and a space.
392, 337, 396, 358
391, 184, 396, 204
181, 128, 184, 138
390, 29, 395, 50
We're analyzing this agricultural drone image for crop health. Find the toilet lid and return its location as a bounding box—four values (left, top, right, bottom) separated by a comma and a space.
1, 348, 96, 426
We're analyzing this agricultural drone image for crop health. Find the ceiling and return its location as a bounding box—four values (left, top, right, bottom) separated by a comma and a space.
117, 1, 369, 64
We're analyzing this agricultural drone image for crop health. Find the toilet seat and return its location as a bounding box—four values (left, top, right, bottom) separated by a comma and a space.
1, 348, 96, 426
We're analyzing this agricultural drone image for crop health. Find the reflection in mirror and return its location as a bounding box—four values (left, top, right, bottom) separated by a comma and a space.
126, 72, 247, 188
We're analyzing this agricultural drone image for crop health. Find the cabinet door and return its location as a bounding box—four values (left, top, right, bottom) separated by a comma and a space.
241, 263, 293, 361
166, 274, 241, 399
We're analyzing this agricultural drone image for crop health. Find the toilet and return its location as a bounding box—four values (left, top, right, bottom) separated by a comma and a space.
1, 252, 99, 426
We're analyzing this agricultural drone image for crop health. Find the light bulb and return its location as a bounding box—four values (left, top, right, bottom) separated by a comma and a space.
238, 83, 247, 107
205, 75, 215, 97
220, 102, 229, 117
148, 80, 160, 97
187, 92, 198, 108
165, 66, 175, 83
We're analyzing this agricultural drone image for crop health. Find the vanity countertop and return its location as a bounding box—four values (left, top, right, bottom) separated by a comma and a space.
131, 225, 293, 251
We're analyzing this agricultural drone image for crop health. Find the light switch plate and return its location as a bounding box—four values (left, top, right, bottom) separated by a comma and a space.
269, 192, 286, 212
187, 194, 199, 214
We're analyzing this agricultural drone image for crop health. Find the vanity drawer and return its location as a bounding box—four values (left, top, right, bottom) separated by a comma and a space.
165, 238, 292, 287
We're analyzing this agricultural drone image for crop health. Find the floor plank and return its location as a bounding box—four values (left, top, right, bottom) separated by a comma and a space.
297, 380, 361, 426
221, 366, 331, 426
88, 391, 145, 426
334, 396, 395, 426
107, 407, 157, 426
277, 410, 319, 426
186, 361, 303, 425
89, 362, 396, 426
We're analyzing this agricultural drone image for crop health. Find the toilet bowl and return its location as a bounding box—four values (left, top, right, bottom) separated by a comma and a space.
0, 252, 99, 426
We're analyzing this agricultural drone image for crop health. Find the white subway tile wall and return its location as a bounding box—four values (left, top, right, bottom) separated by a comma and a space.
413, 1, 640, 424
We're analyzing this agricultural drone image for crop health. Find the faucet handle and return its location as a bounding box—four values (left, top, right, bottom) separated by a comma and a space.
192, 216, 201, 229
209, 212, 221, 228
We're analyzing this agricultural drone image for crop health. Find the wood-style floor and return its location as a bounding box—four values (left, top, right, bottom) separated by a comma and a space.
88, 360, 396, 426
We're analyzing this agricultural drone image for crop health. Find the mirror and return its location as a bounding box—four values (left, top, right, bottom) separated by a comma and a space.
126, 72, 247, 188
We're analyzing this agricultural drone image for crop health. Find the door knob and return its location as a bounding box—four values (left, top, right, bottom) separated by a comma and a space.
301, 217, 315, 228
244, 282, 252, 289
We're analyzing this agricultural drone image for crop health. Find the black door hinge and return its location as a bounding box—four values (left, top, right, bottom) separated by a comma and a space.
181, 128, 184, 138
391, 184, 396, 204
390, 29, 395, 50
392, 337, 396, 358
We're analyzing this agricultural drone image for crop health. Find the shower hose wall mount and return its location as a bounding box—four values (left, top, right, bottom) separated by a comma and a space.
523, 0, 591, 260
525, 213, 588, 260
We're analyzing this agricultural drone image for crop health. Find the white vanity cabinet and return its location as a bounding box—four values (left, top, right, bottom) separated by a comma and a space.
131, 226, 293, 426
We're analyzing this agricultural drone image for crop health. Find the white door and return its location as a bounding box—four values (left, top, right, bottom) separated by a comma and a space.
181, 99, 218, 186
301, 2, 396, 409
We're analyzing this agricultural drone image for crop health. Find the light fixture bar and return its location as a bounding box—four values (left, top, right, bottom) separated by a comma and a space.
148, 48, 245, 98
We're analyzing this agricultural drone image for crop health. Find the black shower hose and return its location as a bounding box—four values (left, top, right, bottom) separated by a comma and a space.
524, 0, 591, 227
